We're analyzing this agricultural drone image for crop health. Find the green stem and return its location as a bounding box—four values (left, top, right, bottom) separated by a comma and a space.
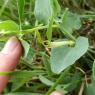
55, 19, 76, 41
23, 25, 58, 34
88, 48, 95, 54
62, 27, 76, 41
0, 25, 58, 37
62, 8, 69, 20
45, 67, 70, 95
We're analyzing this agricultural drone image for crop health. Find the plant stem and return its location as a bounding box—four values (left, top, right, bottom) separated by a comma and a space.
0, 25, 58, 37
24, 25, 58, 34
45, 67, 70, 95
62, 8, 69, 20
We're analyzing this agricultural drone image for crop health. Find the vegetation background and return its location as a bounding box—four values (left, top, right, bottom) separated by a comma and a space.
0, 0, 95, 95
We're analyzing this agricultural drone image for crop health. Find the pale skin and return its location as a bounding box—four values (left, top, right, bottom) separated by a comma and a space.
0, 37, 63, 95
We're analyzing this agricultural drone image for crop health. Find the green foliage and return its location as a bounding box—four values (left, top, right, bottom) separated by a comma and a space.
61, 11, 81, 34
34, 0, 52, 24
50, 37, 89, 74
0, 0, 95, 95
0, 20, 19, 31
20, 39, 30, 58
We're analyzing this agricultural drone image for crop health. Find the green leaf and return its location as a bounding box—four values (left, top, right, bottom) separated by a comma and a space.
17, 0, 25, 30
11, 77, 30, 91
0, 20, 19, 31
39, 75, 67, 94
23, 48, 36, 64
50, 37, 89, 74
42, 54, 52, 76
34, 0, 60, 40
39, 75, 54, 86
20, 39, 30, 58
60, 11, 81, 35
34, 0, 52, 24
10, 70, 45, 91
46, 0, 60, 41
11, 70, 45, 79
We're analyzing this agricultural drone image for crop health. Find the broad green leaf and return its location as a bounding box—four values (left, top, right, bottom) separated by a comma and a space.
50, 37, 89, 74
0, 20, 19, 31
34, 0, 52, 24
60, 11, 81, 34
20, 39, 30, 58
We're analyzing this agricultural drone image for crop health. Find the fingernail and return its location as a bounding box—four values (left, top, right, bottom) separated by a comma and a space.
1, 37, 19, 54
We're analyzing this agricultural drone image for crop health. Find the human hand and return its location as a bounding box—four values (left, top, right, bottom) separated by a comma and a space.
0, 37, 63, 95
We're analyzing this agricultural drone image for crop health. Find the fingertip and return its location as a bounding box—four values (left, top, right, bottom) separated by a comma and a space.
1, 36, 22, 58
51, 91, 63, 95
0, 37, 22, 93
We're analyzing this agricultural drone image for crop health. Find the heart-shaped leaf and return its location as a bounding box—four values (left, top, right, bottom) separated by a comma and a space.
60, 11, 81, 34
50, 37, 89, 74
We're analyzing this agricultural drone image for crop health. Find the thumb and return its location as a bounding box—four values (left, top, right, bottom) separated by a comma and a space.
0, 37, 22, 93
51, 91, 63, 95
